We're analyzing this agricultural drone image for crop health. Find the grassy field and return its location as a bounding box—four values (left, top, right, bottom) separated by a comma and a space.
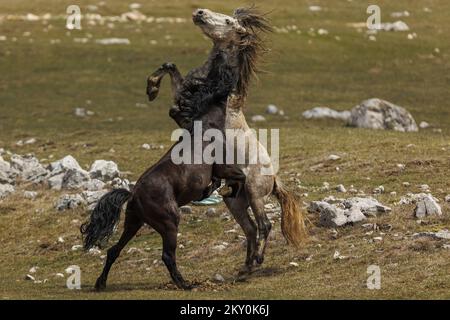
0, 0, 449, 299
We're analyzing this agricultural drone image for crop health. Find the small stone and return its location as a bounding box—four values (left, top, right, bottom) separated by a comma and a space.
23, 191, 38, 200
89, 247, 101, 255
71, 244, 83, 251
266, 104, 278, 114
289, 262, 299, 267
55, 273, 64, 278
403, 182, 410, 187
419, 121, 430, 129
179, 205, 193, 214
29, 266, 38, 273
212, 244, 227, 252
213, 273, 225, 282
57, 236, 64, 243
336, 184, 347, 193
373, 186, 385, 194
390, 191, 397, 196
373, 237, 383, 242
333, 250, 346, 260
251, 115, 266, 122
445, 195, 450, 203
419, 184, 430, 192
74, 108, 94, 117
327, 154, 341, 161
25, 274, 35, 281
205, 208, 218, 217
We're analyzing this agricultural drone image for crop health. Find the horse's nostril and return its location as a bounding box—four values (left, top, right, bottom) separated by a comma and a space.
197, 10, 203, 15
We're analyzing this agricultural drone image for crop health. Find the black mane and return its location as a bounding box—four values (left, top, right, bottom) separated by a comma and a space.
170, 50, 238, 131
169, 6, 272, 131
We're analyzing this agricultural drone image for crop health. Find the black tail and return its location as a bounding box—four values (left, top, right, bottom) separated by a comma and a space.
80, 188, 131, 250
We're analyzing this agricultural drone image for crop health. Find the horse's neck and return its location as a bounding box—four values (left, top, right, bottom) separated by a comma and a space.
225, 95, 249, 131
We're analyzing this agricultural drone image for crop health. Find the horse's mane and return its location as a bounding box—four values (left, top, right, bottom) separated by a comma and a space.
234, 6, 273, 96
171, 6, 272, 130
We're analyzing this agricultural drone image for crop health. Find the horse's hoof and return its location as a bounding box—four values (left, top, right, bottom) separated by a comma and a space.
255, 255, 264, 265
146, 87, 159, 101
94, 279, 106, 292
179, 282, 195, 290
235, 272, 249, 282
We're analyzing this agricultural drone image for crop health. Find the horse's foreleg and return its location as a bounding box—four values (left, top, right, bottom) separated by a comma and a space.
94, 213, 142, 291
146, 63, 183, 101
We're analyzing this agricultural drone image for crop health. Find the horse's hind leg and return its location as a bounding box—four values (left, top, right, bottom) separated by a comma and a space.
248, 197, 272, 266
224, 192, 257, 277
147, 63, 183, 101
94, 213, 142, 291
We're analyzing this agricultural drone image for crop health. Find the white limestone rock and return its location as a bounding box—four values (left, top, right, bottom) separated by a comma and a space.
61, 168, 91, 190
349, 98, 418, 132
10, 154, 48, 183
0, 183, 15, 199
82, 190, 108, 211
308, 196, 391, 228
89, 160, 120, 181
55, 194, 86, 211
302, 107, 351, 122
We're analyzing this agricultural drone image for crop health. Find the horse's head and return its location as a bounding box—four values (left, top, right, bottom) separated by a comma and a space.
193, 7, 272, 95
192, 8, 245, 43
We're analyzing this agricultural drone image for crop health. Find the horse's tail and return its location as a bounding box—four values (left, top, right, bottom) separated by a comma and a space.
80, 188, 131, 250
272, 177, 308, 247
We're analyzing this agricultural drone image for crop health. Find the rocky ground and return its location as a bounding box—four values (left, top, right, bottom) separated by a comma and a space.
1, 0, 449, 299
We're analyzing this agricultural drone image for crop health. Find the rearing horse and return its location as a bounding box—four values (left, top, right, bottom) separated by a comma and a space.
81, 7, 307, 291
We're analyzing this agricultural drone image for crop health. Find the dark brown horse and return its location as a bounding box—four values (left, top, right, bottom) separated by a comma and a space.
81, 61, 243, 290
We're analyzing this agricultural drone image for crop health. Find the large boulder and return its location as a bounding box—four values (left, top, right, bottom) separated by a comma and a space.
349, 98, 418, 132
47, 155, 91, 190
308, 196, 391, 228
89, 160, 120, 181
302, 107, 351, 122
48, 155, 83, 176
61, 168, 91, 190
10, 154, 49, 183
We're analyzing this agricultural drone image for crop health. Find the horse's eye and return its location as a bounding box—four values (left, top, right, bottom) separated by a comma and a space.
225, 19, 231, 25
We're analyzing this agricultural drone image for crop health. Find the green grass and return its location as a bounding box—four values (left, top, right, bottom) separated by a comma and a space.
0, 0, 449, 299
